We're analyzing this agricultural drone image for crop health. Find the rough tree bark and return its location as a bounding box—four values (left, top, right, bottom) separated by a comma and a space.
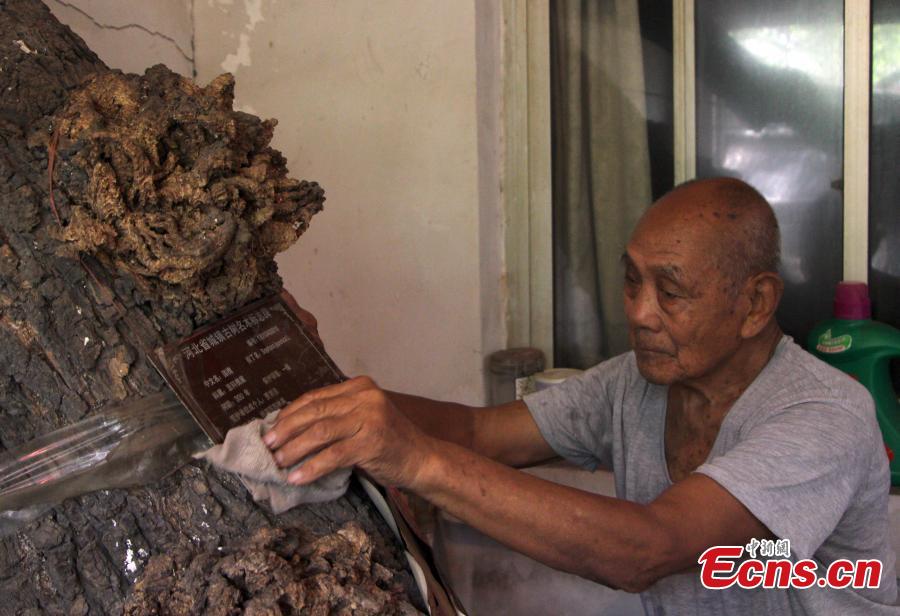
0, 1, 419, 614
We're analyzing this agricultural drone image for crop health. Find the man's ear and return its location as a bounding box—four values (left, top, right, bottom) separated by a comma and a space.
740, 272, 784, 339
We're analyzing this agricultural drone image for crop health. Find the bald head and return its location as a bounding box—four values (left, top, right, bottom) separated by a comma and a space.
624, 178, 784, 385
643, 178, 780, 294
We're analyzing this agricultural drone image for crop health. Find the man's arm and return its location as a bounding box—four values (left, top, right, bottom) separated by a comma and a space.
265, 377, 772, 592
283, 293, 556, 467
415, 438, 772, 592
387, 392, 558, 468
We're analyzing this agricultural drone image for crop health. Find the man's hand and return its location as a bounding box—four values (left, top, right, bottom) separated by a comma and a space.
263, 376, 435, 488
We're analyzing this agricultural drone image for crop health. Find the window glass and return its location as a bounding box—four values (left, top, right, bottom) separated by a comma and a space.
869, 0, 900, 328
695, 0, 844, 345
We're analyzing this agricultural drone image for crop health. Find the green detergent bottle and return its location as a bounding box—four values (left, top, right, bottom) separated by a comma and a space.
808, 281, 900, 486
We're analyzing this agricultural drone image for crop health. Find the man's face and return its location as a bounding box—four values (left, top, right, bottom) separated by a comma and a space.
622, 197, 748, 386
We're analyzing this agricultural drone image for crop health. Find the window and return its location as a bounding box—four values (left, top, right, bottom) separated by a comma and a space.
694, 0, 844, 344
512, 1, 899, 364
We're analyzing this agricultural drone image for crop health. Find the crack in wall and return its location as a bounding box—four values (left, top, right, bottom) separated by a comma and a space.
49, 0, 194, 65
190, 0, 197, 79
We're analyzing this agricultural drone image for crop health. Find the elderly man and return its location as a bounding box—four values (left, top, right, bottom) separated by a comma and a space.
264, 178, 897, 613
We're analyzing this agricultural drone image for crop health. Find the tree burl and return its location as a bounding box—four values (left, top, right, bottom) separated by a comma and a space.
0, 1, 420, 613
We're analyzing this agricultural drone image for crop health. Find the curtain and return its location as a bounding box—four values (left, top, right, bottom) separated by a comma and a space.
551, 0, 652, 369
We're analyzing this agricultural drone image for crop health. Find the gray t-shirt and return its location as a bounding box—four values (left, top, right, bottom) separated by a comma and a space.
524, 336, 898, 615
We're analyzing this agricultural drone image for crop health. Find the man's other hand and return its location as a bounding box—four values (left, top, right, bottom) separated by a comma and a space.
279, 289, 322, 342
263, 376, 435, 488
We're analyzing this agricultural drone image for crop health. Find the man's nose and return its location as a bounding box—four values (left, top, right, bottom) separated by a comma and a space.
625, 285, 662, 331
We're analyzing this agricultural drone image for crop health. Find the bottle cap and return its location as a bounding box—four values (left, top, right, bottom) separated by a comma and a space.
833, 281, 871, 320
534, 368, 583, 386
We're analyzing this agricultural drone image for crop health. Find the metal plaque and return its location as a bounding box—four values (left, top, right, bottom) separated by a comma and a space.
150, 292, 344, 443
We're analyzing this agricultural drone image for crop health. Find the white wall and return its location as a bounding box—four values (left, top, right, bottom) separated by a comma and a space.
46, 0, 194, 77
50, 0, 506, 405
193, 1, 503, 404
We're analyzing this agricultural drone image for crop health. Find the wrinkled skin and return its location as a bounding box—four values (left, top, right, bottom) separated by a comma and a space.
265, 376, 429, 488
621, 181, 775, 387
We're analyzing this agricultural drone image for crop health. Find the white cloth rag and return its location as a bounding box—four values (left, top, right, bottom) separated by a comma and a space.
195, 410, 350, 514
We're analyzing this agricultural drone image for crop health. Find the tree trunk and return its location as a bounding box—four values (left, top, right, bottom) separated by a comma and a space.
0, 1, 419, 613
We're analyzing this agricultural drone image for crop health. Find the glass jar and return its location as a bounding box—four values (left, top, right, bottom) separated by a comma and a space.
487, 348, 545, 406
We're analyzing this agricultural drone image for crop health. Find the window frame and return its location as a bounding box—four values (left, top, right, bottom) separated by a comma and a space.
503, 0, 553, 361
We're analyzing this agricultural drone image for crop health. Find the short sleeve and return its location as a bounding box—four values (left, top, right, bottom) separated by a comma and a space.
695, 399, 875, 560
522, 354, 631, 471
